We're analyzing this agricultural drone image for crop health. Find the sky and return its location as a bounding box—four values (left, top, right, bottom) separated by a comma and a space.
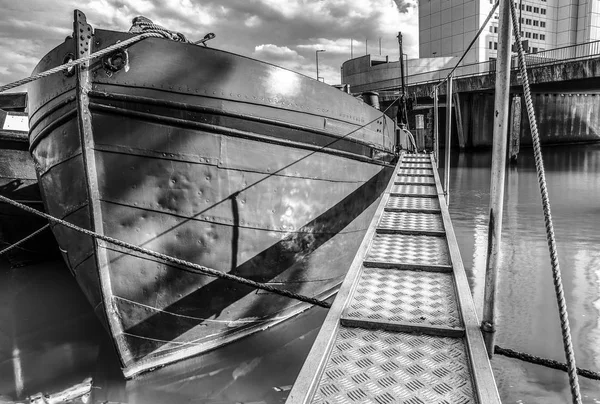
0, 0, 418, 90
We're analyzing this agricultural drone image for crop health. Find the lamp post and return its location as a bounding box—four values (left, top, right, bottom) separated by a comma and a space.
316, 49, 325, 81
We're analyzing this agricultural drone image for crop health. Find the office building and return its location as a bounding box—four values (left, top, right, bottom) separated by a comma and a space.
418, 0, 600, 63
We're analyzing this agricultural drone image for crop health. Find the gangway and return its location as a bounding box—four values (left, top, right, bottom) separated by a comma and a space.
287, 153, 501, 403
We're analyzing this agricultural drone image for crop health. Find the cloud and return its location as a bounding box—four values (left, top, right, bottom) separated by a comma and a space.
244, 15, 261, 28
0, 0, 418, 88
253, 44, 303, 61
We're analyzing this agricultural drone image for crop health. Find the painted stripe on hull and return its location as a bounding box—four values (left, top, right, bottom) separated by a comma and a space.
31, 108, 394, 375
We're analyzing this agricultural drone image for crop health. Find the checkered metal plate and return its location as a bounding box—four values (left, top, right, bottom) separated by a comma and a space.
311, 327, 476, 404
365, 233, 451, 268
397, 168, 434, 176
396, 175, 435, 185
386, 196, 441, 212
391, 184, 438, 196
403, 158, 431, 163
343, 267, 462, 329
378, 211, 444, 234
400, 163, 432, 169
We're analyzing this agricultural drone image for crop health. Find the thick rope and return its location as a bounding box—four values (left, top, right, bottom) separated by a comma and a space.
129, 16, 189, 42
0, 194, 331, 309
0, 223, 50, 256
0, 32, 164, 93
495, 345, 600, 381
508, 1, 582, 402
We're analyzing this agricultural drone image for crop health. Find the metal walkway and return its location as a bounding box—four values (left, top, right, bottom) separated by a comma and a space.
287, 153, 501, 404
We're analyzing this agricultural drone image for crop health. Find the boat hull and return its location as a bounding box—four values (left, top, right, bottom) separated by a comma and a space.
28, 25, 404, 377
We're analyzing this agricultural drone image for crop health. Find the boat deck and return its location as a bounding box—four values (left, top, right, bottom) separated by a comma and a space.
286, 153, 500, 403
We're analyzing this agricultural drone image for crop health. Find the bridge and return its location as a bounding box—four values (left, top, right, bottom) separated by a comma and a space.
344, 40, 600, 149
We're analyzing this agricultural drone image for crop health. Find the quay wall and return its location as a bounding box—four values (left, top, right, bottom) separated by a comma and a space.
394, 91, 600, 150
466, 92, 600, 148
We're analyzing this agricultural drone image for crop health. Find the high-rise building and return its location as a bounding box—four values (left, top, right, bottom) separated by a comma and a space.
418, 0, 600, 64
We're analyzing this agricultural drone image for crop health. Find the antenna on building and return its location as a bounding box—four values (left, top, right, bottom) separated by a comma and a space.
365, 38, 368, 55
379, 37, 382, 55
351, 38, 353, 59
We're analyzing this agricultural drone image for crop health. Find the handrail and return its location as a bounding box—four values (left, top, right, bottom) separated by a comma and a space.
345, 39, 600, 91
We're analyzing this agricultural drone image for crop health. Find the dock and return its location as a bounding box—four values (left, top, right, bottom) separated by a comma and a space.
287, 153, 501, 403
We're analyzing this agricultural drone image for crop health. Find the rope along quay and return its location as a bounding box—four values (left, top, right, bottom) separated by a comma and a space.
2, 196, 599, 382
0, 194, 331, 309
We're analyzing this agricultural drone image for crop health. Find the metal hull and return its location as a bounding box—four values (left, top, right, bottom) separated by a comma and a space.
28, 23, 403, 377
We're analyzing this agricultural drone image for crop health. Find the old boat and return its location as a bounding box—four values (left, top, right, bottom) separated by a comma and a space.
27, 11, 412, 377
0, 99, 56, 265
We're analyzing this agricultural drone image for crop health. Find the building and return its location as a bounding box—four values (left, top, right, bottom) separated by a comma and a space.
418, 0, 600, 64
341, 0, 600, 94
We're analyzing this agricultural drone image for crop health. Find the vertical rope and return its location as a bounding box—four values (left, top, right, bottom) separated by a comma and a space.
508, 2, 582, 403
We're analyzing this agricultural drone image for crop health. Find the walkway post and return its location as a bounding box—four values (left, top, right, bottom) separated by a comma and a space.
482, 0, 513, 358
433, 86, 439, 168
444, 76, 452, 204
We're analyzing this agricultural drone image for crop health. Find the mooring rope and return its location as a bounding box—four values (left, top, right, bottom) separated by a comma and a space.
128, 16, 190, 42
508, 1, 582, 402
495, 345, 600, 381
0, 194, 331, 308
0, 32, 167, 94
0, 223, 50, 256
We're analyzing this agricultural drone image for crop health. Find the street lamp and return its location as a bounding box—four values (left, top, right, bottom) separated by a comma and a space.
316, 49, 325, 81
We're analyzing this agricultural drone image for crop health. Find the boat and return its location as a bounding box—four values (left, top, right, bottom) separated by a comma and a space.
0, 97, 56, 266
27, 10, 413, 378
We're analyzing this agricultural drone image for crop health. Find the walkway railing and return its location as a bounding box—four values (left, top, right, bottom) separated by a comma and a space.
365, 39, 600, 91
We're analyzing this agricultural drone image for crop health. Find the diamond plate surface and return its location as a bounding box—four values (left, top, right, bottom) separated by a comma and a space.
344, 267, 462, 328
378, 211, 444, 233
401, 163, 432, 169
396, 175, 435, 185
386, 196, 441, 212
366, 234, 450, 267
312, 327, 476, 404
398, 168, 434, 176
403, 158, 430, 163
391, 184, 437, 196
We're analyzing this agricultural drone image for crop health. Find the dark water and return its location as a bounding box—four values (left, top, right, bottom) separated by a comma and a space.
1, 144, 599, 403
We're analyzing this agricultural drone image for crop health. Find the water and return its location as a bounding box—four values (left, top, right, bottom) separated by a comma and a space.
445, 144, 600, 403
1, 144, 599, 403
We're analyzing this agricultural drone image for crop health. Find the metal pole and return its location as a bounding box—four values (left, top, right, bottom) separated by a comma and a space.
482, 0, 513, 358
397, 32, 408, 127
398, 33, 406, 97
433, 87, 439, 168
316, 49, 325, 81
444, 75, 452, 204
379, 37, 382, 55
365, 38, 368, 55
351, 38, 353, 59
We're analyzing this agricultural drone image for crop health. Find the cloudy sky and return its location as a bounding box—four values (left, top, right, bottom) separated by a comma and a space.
0, 0, 418, 90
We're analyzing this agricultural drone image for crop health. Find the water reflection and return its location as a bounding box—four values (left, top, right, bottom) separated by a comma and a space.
1, 144, 599, 403
447, 144, 600, 404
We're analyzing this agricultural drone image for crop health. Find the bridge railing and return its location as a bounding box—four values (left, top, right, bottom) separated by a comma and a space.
379, 39, 600, 90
